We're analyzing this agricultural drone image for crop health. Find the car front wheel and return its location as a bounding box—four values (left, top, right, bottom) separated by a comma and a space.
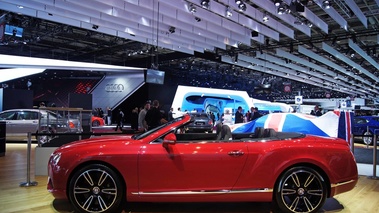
68, 164, 124, 213
274, 166, 327, 213
363, 131, 373, 145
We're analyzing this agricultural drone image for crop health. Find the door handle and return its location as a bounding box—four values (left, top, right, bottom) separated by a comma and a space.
228, 150, 244, 156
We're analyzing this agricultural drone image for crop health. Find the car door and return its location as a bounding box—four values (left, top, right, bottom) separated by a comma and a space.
0, 111, 17, 140
138, 134, 248, 196
12, 111, 39, 140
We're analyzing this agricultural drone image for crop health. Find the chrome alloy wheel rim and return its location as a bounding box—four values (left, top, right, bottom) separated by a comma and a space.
280, 170, 324, 213
73, 169, 117, 213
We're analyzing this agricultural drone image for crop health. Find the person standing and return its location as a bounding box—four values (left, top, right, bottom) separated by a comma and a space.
314, 105, 322, 116
145, 100, 163, 130
115, 108, 124, 131
138, 102, 150, 131
106, 107, 112, 125
250, 107, 262, 121
235, 106, 244, 124
131, 107, 139, 130
168, 107, 174, 121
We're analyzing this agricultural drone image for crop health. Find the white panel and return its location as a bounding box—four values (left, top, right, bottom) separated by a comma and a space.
0, 2, 38, 17
53, 0, 102, 19
207, 22, 231, 38
345, 0, 367, 28
92, 0, 125, 10
1, 0, 47, 10
221, 18, 246, 35
44, 5, 91, 22
37, 11, 81, 27
238, 13, 280, 41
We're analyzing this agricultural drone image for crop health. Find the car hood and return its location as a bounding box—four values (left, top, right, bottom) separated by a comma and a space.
58, 135, 135, 150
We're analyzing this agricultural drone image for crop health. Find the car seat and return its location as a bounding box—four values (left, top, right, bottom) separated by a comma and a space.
254, 127, 264, 138
263, 128, 277, 138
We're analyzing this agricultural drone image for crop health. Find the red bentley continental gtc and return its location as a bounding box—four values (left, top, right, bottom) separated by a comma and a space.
47, 113, 358, 213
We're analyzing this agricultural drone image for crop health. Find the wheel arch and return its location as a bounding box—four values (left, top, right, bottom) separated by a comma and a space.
273, 162, 332, 199
65, 160, 127, 200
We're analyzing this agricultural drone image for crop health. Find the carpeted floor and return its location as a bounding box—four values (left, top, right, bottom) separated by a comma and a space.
353, 147, 379, 164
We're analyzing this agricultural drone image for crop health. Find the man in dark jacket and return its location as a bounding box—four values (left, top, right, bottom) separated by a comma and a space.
145, 100, 163, 130
235, 106, 244, 124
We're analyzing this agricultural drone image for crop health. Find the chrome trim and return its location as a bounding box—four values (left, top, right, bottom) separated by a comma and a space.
331, 179, 356, 188
132, 188, 273, 195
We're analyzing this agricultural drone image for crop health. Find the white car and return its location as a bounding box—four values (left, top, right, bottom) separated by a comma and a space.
0, 109, 81, 143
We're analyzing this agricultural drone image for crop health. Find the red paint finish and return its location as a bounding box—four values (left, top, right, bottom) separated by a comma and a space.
47, 114, 357, 206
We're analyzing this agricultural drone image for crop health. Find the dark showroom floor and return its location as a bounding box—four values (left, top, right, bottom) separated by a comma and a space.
0, 143, 378, 213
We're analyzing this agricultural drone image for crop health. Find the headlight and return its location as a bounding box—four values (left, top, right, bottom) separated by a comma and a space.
50, 152, 61, 165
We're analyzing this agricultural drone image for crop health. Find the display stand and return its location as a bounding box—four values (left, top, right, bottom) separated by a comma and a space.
368, 129, 379, 180
20, 132, 38, 187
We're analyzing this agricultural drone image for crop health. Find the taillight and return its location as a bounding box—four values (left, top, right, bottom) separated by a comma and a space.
208, 120, 213, 125
69, 121, 75, 128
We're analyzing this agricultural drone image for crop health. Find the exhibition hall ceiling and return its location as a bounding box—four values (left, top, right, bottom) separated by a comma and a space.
0, 0, 378, 99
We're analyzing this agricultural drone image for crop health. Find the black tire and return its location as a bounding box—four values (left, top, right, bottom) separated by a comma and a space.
92, 120, 101, 127
68, 164, 124, 213
274, 166, 327, 213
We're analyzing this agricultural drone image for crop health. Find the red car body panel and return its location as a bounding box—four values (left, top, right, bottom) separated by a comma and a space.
48, 114, 358, 204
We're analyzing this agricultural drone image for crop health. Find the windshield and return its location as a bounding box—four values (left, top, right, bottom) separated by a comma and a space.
133, 116, 185, 140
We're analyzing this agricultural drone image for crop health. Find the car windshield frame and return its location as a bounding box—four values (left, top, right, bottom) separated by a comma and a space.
133, 116, 186, 140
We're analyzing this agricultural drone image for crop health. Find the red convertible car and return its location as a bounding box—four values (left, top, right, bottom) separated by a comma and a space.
47, 114, 358, 213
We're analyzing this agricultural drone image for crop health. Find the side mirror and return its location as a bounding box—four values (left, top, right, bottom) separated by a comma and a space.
162, 133, 176, 150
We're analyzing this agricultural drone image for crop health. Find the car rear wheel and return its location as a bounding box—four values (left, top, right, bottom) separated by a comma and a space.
92, 120, 101, 127
68, 164, 124, 213
363, 131, 373, 145
274, 166, 327, 213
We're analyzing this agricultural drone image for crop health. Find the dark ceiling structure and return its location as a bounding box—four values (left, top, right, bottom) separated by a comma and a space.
0, 0, 378, 102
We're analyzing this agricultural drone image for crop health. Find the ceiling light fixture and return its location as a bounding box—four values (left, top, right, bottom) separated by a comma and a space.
92, 25, 98, 30
238, 2, 247, 12
226, 7, 233, 17
277, 4, 286, 15
189, 4, 196, 13
200, 0, 210, 9
169, 26, 176, 34
322, 0, 330, 9
263, 12, 269, 22
274, 0, 282, 6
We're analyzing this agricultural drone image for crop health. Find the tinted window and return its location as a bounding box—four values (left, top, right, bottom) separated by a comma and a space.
0, 111, 16, 120
17, 111, 38, 120
354, 118, 368, 124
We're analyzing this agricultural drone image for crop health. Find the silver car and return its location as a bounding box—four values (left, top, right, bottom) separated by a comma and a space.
0, 109, 81, 142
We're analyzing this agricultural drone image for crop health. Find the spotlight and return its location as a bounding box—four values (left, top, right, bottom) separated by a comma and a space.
195, 17, 202, 22
226, 6, 233, 17
200, 0, 209, 9
169, 26, 175, 34
274, 0, 281, 6
238, 2, 246, 12
235, 0, 242, 4
277, 4, 286, 14
307, 21, 313, 28
92, 25, 99, 30
263, 12, 269, 22
189, 4, 196, 13
322, 0, 330, 9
